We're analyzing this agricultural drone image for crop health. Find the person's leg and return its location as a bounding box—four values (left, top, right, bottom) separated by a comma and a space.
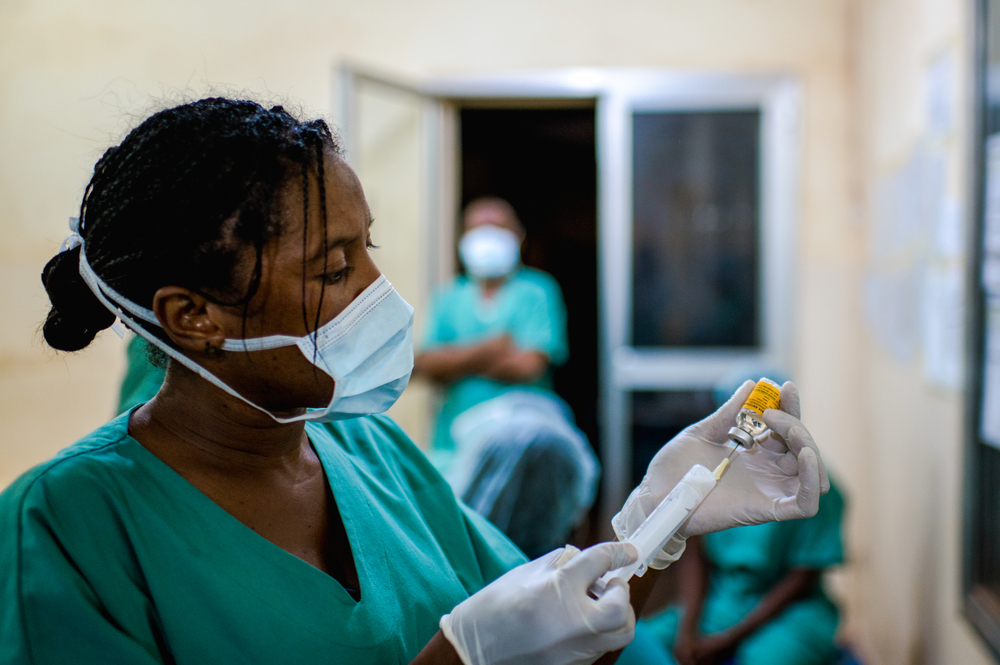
733, 598, 839, 665
458, 431, 528, 529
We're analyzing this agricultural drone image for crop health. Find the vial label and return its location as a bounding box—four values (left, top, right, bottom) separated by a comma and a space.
741, 379, 781, 416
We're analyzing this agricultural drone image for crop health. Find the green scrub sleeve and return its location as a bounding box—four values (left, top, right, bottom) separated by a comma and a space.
458, 502, 529, 581
509, 278, 568, 366
786, 477, 846, 570
1, 462, 166, 664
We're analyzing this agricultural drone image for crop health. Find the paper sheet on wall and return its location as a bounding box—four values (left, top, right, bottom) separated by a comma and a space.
871, 148, 948, 261
924, 51, 955, 136
935, 196, 963, 259
921, 266, 963, 389
864, 267, 921, 364
871, 156, 926, 261
981, 296, 1000, 449
981, 134, 1000, 293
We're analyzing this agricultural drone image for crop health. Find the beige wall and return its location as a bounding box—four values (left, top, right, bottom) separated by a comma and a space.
0, 0, 994, 662
850, 0, 994, 663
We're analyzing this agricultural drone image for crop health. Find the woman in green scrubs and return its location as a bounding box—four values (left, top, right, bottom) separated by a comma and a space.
0, 98, 828, 665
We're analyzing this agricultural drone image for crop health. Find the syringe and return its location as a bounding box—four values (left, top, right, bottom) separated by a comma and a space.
598, 380, 779, 587
599, 455, 733, 586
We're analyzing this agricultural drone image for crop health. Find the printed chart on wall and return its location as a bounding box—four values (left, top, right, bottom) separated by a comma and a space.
979, 134, 1000, 449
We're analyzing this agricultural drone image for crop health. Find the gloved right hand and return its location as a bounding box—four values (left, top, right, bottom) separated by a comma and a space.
440, 542, 639, 665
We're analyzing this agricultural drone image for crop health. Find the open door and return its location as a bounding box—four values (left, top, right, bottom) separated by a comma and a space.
337, 63, 457, 447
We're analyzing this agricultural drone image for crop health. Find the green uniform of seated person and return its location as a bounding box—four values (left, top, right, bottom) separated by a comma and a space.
641, 469, 845, 665
2, 98, 831, 665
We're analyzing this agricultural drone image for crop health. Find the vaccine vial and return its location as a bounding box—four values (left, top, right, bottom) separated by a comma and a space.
728, 378, 781, 449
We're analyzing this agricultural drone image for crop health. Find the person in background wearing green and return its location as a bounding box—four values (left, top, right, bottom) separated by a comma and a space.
414, 197, 598, 558
1, 97, 828, 665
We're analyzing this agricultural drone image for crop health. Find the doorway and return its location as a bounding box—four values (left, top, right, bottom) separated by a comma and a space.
458, 105, 601, 458
339, 66, 800, 528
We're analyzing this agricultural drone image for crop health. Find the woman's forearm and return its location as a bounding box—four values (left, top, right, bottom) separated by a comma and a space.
410, 631, 464, 665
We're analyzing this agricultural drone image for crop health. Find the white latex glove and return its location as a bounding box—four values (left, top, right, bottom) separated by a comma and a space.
440, 542, 639, 665
612, 380, 828, 569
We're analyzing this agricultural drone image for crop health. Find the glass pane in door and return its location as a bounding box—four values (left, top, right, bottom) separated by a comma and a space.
631, 110, 760, 348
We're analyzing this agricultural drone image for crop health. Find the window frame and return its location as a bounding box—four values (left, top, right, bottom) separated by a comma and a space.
599, 76, 800, 391
596, 74, 801, 521
964, 1, 1000, 657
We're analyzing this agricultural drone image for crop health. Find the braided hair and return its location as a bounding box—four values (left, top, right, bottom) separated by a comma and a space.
41, 98, 341, 360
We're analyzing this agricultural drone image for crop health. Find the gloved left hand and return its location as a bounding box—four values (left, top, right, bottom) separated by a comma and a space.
613, 380, 828, 569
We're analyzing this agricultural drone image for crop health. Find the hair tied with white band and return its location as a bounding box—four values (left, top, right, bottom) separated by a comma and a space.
62, 215, 126, 339
60, 217, 83, 253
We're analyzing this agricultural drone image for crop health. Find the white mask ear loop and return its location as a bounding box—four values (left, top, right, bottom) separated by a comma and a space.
61, 218, 82, 252
63, 218, 125, 338
75, 242, 290, 419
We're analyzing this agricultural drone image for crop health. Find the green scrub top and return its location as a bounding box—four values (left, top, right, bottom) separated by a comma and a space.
0, 412, 527, 664
641, 480, 846, 665
421, 267, 569, 467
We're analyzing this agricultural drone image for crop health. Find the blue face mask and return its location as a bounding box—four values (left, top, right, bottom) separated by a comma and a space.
71, 226, 414, 424
216, 275, 415, 423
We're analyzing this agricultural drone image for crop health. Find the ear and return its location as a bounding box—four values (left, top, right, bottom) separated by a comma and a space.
151, 286, 226, 355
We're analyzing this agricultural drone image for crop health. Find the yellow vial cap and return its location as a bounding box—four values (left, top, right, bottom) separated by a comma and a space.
728, 378, 782, 448
741, 378, 781, 416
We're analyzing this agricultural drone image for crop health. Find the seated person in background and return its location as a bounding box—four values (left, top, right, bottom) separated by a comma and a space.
640, 371, 846, 665
413, 197, 598, 558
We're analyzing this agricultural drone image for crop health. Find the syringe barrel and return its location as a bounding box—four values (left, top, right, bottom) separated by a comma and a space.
597, 463, 720, 591
628, 464, 715, 566
629, 464, 717, 567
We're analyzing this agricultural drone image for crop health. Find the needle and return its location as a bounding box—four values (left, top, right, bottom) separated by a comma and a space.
727, 442, 742, 462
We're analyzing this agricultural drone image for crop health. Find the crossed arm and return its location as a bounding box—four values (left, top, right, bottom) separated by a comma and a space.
413, 335, 549, 385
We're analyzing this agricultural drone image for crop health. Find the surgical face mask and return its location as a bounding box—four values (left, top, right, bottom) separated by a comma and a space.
459, 225, 521, 279
69, 227, 414, 424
